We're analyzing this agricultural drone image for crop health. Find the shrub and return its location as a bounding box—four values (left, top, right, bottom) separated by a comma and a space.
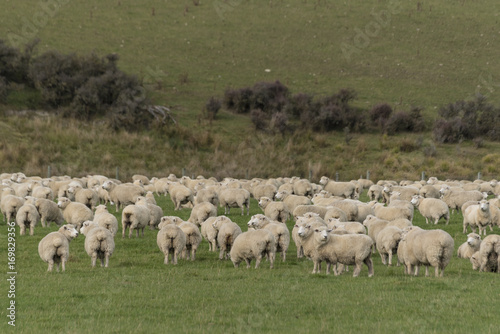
385, 107, 425, 135
204, 96, 222, 120
285, 93, 313, 118
0, 38, 37, 85
433, 118, 465, 143
250, 109, 268, 130
369, 103, 393, 130
0, 76, 7, 103
251, 80, 289, 114
270, 111, 289, 135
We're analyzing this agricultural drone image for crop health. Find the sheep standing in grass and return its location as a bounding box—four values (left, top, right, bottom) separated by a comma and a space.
121, 204, 150, 238
372, 202, 412, 222
57, 197, 93, 232
457, 233, 482, 259
230, 229, 276, 269
258, 196, 290, 223
93, 205, 119, 237
188, 202, 217, 226
275, 190, 311, 214
212, 216, 242, 260
477, 234, 500, 273
38, 224, 79, 272
135, 196, 163, 230
410, 195, 449, 225
326, 218, 366, 234
16, 203, 40, 236
157, 221, 186, 265
252, 183, 278, 201
248, 214, 290, 262
168, 182, 195, 210
463, 200, 491, 235
102, 180, 145, 211
68, 185, 99, 210
470, 251, 498, 272
293, 215, 327, 259
375, 226, 403, 266
324, 206, 348, 222
35, 198, 64, 227
80, 221, 115, 268
439, 186, 485, 214
1, 194, 25, 223
200, 216, 219, 252
419, 185, 441, 199
293, 205, 329, 220
219, 187, 250, 215
367, 185, 384, 202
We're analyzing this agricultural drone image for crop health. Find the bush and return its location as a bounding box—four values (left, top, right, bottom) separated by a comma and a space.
369, 103, 393, 131
250, 109, 268, 131
433, 118, 465, 143
0, 38, 37, 85
270, 111, 289, 135
205, 96, 221, 119
385, 107, 425, 135
251, 80, 289, 114
284, 93, 313, 118
0, 76, 7, 103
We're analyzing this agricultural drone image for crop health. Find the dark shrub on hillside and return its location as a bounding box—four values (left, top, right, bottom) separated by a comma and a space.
433, 118, 466, 143
250, 109, 268, 130
369, 103, 393, 130
284, 92, 314, 117
385, 107, 425, 135
205, 96, 221, 119
270, 111, 289, 135
251, 80, 289, 114
0, 39, 37, 85
0, 76, 7, 103
224, 87, 253, 114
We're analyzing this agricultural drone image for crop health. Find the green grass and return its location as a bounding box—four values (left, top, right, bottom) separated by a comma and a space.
1, 192, 499, 333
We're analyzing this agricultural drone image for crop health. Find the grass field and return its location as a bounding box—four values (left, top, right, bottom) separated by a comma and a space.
1, 191, 499, 333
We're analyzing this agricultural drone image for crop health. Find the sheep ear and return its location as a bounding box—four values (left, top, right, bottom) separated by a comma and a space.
327, 229, 333, 233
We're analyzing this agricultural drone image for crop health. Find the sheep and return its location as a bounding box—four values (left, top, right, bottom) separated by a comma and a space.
68, 185, 99, 210
383, 184, 420, 203
375, 226, 403, 266
230, 229, 276, 269
461, 200, 481, 215
38, 224, 79, 272
93, 185, 113, 206
247, 214, 290, 262
295, 219, 328, 265
200, 216, 219, 252
218, 187, 250, 215
135, 196, 163, 230
463, 200, 491, 235
80, 221, 115, 268
93, 205, 119, 237
476, 234, 500, 273
470, 251, 498, 272
188, 202, 218, 226
31, 185, 54, 200
291, 178, 314, 197
328, 200, 359, 221
160, 216, 202, 261
275, 190, 311, 213
367, 185, 384, 202
319, 177, 357, 199
457, 233, 482, 259
212, 215, 243, 260
310, 228, 374, 276
258, 196, 290, 223
410, 195, 450, 225
16, 203, 40, 236
1, 194, 25, 223
323, 206, 348, 222
167, 182, 195, 210
372, 202, 412, 222
398, 226, 454, 277
121, 204, 150, 238
439, 186, 485, 214
363, 215, 390, 248
132, 174, 150, 185
145, 191, 157, 205
102, 180, 145, 211
418, 185, 441, 199
326, 218, 366, 234
194, 186, 219, 206
34, 198, 64, 227
251, 183, 278, 201
157, 222, 186, 265
292, 205, 329, 220
57, 197, 94, 232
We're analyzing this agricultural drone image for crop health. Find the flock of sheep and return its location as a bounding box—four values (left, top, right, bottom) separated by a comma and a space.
2, 172, 500, 276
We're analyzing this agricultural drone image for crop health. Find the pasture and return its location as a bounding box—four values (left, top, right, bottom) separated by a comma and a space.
1, 190, 498, 333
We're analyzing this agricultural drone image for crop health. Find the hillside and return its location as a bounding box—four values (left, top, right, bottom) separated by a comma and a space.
1, 0, 500, 181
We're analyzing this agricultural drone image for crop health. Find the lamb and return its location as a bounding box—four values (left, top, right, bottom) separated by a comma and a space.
457, 233, 482, 259
247, 214, 290, 262
319, 176, 356, 199
156, 222, 186, 265
275, 190, 311, 213
367, 185, 384, 202
188, 202, 218, 226
230, 229, 276, 269
93, 185, 113, 206
15, 203, 40, 236
463, 200, 491, 235
218, 187, 250, 215
200, 216, 219, 252
310, 229, 374, 276
135, 196, 163, 230
57, 197, 94, 232
212, 215, 243, 260
398, 226, 454, 277
102, 180, 145, 211
1, 194, 25, 223
476, 234, 500, 273
121, 204, 150, 238
410, 195, 449, 225
31, 185, 54, 200
38, 224, 79, 272
93, 205, 119, 237
292, 205, 329, 220
439, 186, 485, 214
168, 182, 195, 210
371, 202, 412, 222
258, 196, 290, 223
80, 221, 115, 268
375, 226, 403, 266
34, 198, 64, 227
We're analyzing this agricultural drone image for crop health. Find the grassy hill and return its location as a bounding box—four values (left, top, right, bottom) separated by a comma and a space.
1, 0, 500, 181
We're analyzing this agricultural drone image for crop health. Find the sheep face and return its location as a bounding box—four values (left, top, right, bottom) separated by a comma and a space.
410, 195, 420, 207
62, 224, 79, 240
319, 176, 329, 186
57, 197, 71, 209
258, 197, 271, 210
467, 233, 481, 247
480, 200, 489, 212
80, 221, 98, 236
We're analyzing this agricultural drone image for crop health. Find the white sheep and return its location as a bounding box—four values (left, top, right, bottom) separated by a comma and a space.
31, 185, 54, 200
80, 221, 115, 268
247, 214, 290, 262
328, 200, 359, 221
410, 195, 449, 225
159, 216, 201, 260
461, 200, 481, 215
319, 177, 357, 199
157, 222, 186, 264
93, 205, 119, 237
38, 224, 79, 272
212, 215, 243, 260
326, 218, 366, 234
135, 196, 163, 230
275, 190, 311, 214
15, 203, 40, 236
463, 200, 491, 235
57, 197, 94, 232
200, 216, 219, 252
68, 185, 99, 210
470, 251, 498, 272
258, 196, 290, 223
230, 229, 276, 269
93, 185, 113, 206
168, 182, 195, 210
102, 180, 145, 211
372, 202, 412, 222
1, 194, 25, 223
367, 185, 384, 202
218, 187, 250, 215
292, 205, 329, 220
457, 233, 482, 259
323, 206, 348, 222
291, 178, 314, 197
439, 186, 485, 214
132, 174, 150, 185
251, 183, 278, 201
121, 204, 150, 238
188, 202, 218, 226
476, 234, 500, 273
375, 226, 403, 266
418, 185, 441, 199
194, 186, 219, 207
34, 198, 64, 227
398, 226, 454, 277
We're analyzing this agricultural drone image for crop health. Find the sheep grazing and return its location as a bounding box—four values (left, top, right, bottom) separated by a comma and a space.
200, 216, 219, 252
230, 229, 276, 269
375, 226, 403, 266
35, 198, 64, 227
93, 205, 119, 237
248, 214, 290, 262
31, 185, 54, 200
367, 184, 384, 202
102, 180, 145, 211
258, 196, 290, 223
476, 234, 500, 273
291, 178, 314, 197
157, 222, 186, 265
188, 202, 218, 226
457, 233, 482, 259
463, 200, 491, 236
418, 185, 441, 199
121, 204, 150, 238
16, 203, 40, 236
410, 195, 450, 225
398, 226, 454, 277
80, 221, 115, 268
251, 183, 278, 201
470, 251, 498, 272
319, 176, 357, 199
57, 197, 94, 232
328, 200, 359, 221
218, 188, 250, 215
212, 216, 243, 260
38, 224, 79, 272
1, 194, 25, 223
194, 186, 219, 207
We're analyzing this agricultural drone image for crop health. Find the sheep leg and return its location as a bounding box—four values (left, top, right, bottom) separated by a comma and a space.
164, 254, 169, 265
380, 252, 387, 265
245, 259, 251, 268
325, 262, 331, 275
61, 258, 66, 272
413, 265, 420, 276
30, 224, 35, 236
91, 254, 97, 268
425, 266, 430, 277
41, 218, 47, 228
312, 260, 320, 274
365, 257, 374, 277
20, 226, 26, 236
353, 261, 362, 277
281, 250, 286, 262
191, 248, 196, 261
219, 248, 225, 260
425, 217, 429, 224
255, 255, 262, 269
388, 252, 393, 266
47, 260, 54, 272
104, 254, 110, 268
